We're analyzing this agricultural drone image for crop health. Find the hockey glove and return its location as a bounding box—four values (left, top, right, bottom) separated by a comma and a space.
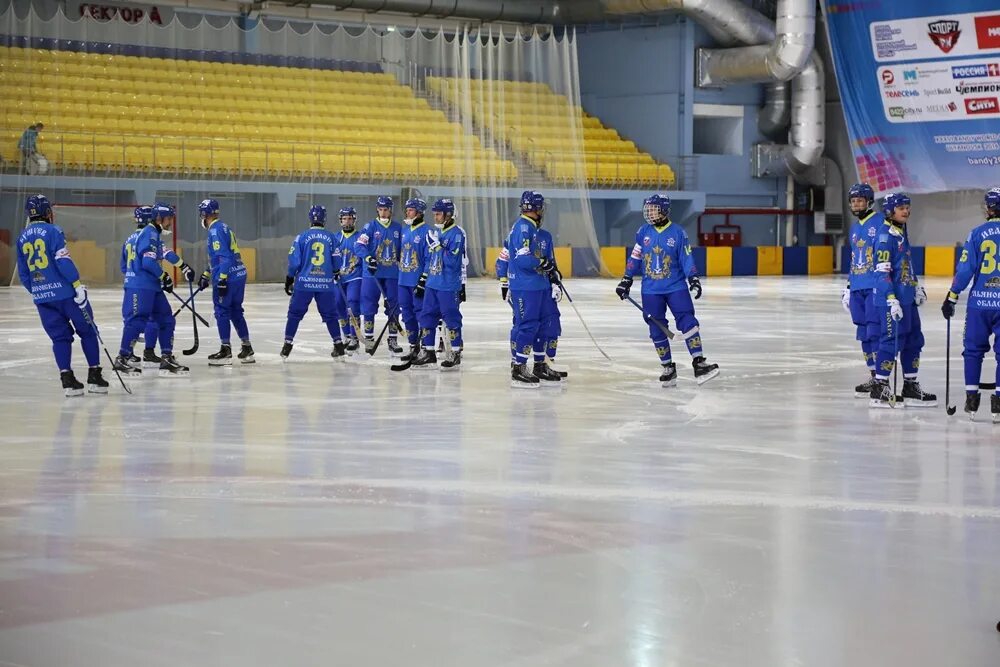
365, 255, 378, 275
551, 283, 563, 302
197, 270, 211, 291
160, 271, 174, 294
914, 285, 928, 306
499, 277, 509, 302
887, 297, 903, 322
537, 257, 554, 276
616, 275, 632, 300
688, 276, 702, 300
73, 284, 89, 308
941, 291, 958, 320
179, 262, 196, 283
415, 274, 427, 299
217, 276, 229, 299
549, 267, 563, 285
284, 275, 295, 296
459, 285, 467, 303
841, 285, 851, 313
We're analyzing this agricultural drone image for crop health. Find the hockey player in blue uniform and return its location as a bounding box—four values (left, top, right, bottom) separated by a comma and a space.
495, 226, 565, 381
870, 193, 936, 408
16, 194, 109, 396
280, 205, 346, 361
412, 198, 466, 370
504, 191, 556, 387
396, 198, 430, 362
334, 207, 363, 353
117, 204, 196, 375
841, 183, 883, 397
197, 199, 254, 366
616, 194, 719, 386
942, 187, 1000, 420
354, 196, 402, 354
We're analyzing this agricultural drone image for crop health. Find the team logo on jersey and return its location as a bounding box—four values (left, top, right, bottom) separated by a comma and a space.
985, 276, 1000, 288
644, 246, 671, 280
643, 236, 651, 246
666, 237, 676, 247
928, 20, 961, 53
868, 227, 876, 238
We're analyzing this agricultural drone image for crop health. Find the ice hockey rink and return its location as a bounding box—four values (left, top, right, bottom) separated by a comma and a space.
1, 276, 998, 666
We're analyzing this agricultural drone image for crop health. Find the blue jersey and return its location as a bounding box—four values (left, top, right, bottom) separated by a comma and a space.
504, 215, 547, 291
123, 224, 174, 291
398, 219, 429, 288
625, 220, 697, 294
15, 221, 81, 304
335, 229, 363, 282
950, 216, 1000, 310
206, 219, 248, 284
355, 218, 401, 279
848, 210, 882, 291
426, 222, 467, 291
287, 226, 343, 291
873, 222, 918, 306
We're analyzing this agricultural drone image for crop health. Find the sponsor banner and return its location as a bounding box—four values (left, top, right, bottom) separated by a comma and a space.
877, 57, 1000, 122
826, 0, 1000, 193
871, 9, 1000, 62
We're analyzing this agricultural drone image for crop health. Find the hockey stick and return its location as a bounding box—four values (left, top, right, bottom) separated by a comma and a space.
171, 288, 211, 327
890, 319, 900, 408
368, 277, 403, 357
946, 318, 956, 415
624, 294, 676, 341
554, 281, 613, 361
78, 304, 132, 395
183, 280, 200, 356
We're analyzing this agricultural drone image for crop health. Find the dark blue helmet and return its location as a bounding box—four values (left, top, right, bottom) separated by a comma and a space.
339, 206, 357, 219
309, 205, 327, 225
376, 195, 394, 210
986, 188, 1000, 215
135, 205, 155, 227
431, 198, 455, 216
882, 192, 911, 218
198, 198, 220, 218
25, 194, 51, 220
404, 197, 426, 213
152, 202, 175, 221
520, 190, 544, 214
642, 194, 671, 222
848, 182, 875, 204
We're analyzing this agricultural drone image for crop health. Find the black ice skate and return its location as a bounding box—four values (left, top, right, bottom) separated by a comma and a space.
965, 392, 981, 420
280, 342, 293, 361
142, 348, 162, 368
113, 353, 142, 375
387, 336, 403, 355
159, 353, 190, 378
512, 362, 540, 389
400, 345, 419, 363
61, 369, 84, 397
208, 344, 233, 366
86, 367, 109, 394
411, 349, 437, 369
440, 350, 462, 372
869, 379, 900, 409
238, 343, 255, 364
855, 371, 877, 398
533, 361, 562, 383
692, 356, 719, 385
659, 362, 677, 388
902, 379, 937, 408
345, 336, 360, 353
992, 394, 1000, 424
546, 358, 568, 379
128, 351, 141, 363
331, 341, 346, 359
364, 337, 375, 354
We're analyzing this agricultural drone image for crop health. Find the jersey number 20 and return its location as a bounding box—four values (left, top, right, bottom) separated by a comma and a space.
21, 239, 49, 270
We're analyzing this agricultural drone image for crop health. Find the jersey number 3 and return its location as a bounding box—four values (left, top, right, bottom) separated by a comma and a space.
310, 241, 326, 266
21, 239, 49, 270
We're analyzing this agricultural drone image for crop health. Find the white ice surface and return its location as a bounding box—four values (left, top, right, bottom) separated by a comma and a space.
0, 277, 998, 667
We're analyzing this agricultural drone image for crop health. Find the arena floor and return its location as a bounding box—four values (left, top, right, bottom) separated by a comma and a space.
1, 276, 998, 666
